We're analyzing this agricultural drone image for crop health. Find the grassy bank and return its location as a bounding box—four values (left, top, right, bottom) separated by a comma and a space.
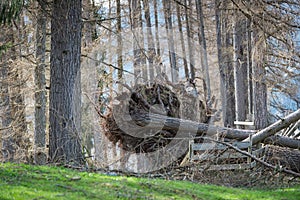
0, 163, 299, 200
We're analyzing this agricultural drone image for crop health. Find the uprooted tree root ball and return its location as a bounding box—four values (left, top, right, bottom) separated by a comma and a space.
101, 83, 208, 153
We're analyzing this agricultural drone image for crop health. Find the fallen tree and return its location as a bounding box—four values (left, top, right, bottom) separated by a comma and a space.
108, 111, 300, 149
101, 82, 300, 151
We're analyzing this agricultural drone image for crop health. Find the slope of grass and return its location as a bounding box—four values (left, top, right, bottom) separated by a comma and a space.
0, 163, 299, 200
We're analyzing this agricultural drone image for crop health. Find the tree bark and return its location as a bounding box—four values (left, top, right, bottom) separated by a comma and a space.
0, 26, 14, 161
252, 27, 268, 129
34, 1, 47, 164
49, 0, 84, 165
216, 0, 235, 127
233, 15, 248, 126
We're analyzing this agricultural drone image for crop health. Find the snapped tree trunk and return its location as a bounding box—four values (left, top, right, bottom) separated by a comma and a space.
244, 109, 300, 145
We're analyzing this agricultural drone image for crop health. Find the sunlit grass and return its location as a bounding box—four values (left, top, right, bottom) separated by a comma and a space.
0, 163, 299, 200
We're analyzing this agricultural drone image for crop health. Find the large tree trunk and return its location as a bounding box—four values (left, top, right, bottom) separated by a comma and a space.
110, 109, 300, 149
49, 0, 84, 165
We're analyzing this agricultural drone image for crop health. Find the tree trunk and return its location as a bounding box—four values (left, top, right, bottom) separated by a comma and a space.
215, 0, 226, 126
143, 0, 156, 82
252, 27, 268, 129
233, 15, 248, 127
195, 0, 211, 103
116, 0, 123, 90
185, 0, 195, 80
0, 26, 14, 161
162, 0, 178, 82
129, 0, 147, 82
153, 0, 162, 74
49, 0, 84, 165
34, 1, 47, 164
176, 3, 189, 80
217, 0, 235, 127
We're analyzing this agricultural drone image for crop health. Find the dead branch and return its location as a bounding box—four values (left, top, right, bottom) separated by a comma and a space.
203, 137, 300, 177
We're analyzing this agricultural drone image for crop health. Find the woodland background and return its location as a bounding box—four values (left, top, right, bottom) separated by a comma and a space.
0, 0, 299, 175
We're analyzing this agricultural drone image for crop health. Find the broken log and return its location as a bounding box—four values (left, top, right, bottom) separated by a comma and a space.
243, 109, 300, 144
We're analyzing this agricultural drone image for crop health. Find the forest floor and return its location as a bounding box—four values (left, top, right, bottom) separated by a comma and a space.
0, 163, 300, 200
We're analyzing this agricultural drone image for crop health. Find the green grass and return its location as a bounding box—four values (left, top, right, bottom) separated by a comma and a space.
0, 163, 299, 200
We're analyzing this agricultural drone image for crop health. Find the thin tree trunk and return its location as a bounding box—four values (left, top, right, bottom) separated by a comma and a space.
176, 2, 189, 80
246, 19, 253, 117
49, 0, 84, 165
143, 0, 156, 82
215, 0, 226, 126
153, 0, 162, 75
185, 0, 195, 80
82, 0, 93, 47
162, 0, 178, 82
130, 0, 147, 82
195, 0, 211, 104
117, 0, 123, 90
34, 1, 47, 164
